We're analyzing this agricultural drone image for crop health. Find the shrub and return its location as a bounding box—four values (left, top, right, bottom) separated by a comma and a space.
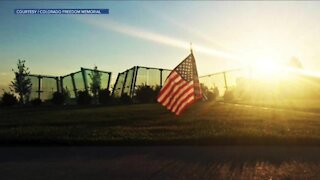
206, 91, 216, 101
153, 86, 161, 99
77, 91, 92, 105
223, 90, 234, 101
135, 85, 160, 103
201, 84, 220, 101
51, 91, 66, 105
98, 89, 111, 104
30, 98, 42, 106
1, 92, 18, 106
206, 88, 220, 101
120, 94, 132, 104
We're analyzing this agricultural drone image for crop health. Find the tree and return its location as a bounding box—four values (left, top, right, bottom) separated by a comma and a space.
10, 60, 32, 104
89, 66, 101, 104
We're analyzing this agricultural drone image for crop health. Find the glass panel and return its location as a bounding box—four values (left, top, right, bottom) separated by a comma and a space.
41, 77, 57, 100
62, 75, 75, 98
83, 69, 111, 92
113, 67, 172, 97
147, 69, 161, 88
74, 71, 85, 92
113, 72, 126, 97
84, 69, 93, 94
27, 69, 111, 101
29, 76, 39, 100
199, 73, 225, 97
224, 69, 250, 99
123, 68, 134, 96
161, 70, 171, 86
135, 67, 147, 87
100, 72, 110, 90
225, 69, 249, 88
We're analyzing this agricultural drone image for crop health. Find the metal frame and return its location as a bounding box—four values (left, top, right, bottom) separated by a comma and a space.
111, 73, 120, 97
27, 74, 59, 100
70, 73, 77, 97
107, 72, 111, 91
112, 66, 172, 98
159, 69, 163, 87
131, 66, 139, 98
55, 77, 60, 92
27, 68, 112, 101
199, 68, 242, 78
199, 68, 243, 91
120, 70, 129, 96
81, 68, 89, 92
37, 76, 42, 99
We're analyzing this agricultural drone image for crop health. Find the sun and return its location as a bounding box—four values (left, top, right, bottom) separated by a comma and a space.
251, 59, 286, 80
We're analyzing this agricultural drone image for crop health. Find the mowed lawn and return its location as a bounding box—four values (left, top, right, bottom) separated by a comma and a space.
1, 102, 320, 145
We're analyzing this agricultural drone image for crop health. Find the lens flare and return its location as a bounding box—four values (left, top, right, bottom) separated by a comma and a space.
76, 17, 242, 62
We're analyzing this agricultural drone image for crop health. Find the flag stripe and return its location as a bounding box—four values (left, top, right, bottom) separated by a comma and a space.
162, 79, 189, 106
175, 93, 195, 115
161, 78, 186, 104
158, 71, 179, 97
167, 82, 194, 110
172, 88, 194, 112
158, 77, 184, 105
157, 72, 181, 102
176, 96, 195, 115
166, 81, 193, 109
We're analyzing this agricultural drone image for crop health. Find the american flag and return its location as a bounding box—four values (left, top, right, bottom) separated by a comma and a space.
157, 52, 202, 115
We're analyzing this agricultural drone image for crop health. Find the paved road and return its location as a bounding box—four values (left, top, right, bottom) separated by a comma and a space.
223, 101, 320, 116
1, 146, 320, 180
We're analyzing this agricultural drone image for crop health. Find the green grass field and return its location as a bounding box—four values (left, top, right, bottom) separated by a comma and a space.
1, 101, 320, 145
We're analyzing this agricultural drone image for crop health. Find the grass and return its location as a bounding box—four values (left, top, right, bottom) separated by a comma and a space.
1, 101, 320, 145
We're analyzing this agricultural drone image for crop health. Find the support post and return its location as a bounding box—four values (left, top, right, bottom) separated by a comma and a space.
146, 68, 149, 86
223, 72, 228, 91
71, 73, 77, 98
131, 66, 139, 98
107, 72, 111, 91
111, 73, 120, 97
121, 70, 129, 96
128, 67, 134, 98
159, 69, 163, 88
60, 76, 64, 93
37, 76, 42, 99
81, 68, 89, 92
56, 77, 60, 92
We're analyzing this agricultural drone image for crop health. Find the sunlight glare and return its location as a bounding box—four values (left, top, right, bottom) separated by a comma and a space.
252, 59, 286, 80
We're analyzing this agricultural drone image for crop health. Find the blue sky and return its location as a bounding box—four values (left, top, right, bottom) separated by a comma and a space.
1, 1, 320, 90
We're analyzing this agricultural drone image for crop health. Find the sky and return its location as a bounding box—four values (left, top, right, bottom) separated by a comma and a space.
1, 1, 320, 90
